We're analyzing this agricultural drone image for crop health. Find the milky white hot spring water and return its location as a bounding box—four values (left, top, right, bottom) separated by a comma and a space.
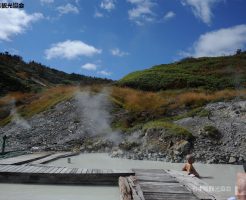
0, 153, 243, 200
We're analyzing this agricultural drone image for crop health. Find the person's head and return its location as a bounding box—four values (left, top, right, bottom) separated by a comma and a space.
236, 173, 246, 200
186, 154, 194, 164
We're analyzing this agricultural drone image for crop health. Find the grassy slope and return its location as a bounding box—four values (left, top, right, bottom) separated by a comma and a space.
118, 53, 246, 91
113, 54, 246, 135
0, 52, 112, 96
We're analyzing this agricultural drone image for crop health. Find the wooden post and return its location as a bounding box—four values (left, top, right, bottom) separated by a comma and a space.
119, 177, 132, 200
1, 135, 7, 154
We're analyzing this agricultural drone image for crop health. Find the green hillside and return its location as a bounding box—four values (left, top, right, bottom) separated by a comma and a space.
118, 53, 246, 91
0, 52, 112, 96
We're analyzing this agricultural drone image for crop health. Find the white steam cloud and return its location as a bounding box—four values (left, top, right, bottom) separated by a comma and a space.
10, 99, 31, 129
75, 89, 122, 144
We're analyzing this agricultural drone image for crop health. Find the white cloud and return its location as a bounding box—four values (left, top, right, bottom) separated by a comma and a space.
181, 0, 221, 25
0, 9, 43, 41
97, 70, 112, 76
94, 10, 104, 18
45, 40, 102, 60
81, 63, 98, 71
100, 0, 115, 12
57, 3, 79, 15
163, 11, 176, 21
181, 25, 246, 57
111, 48, 129, 57
40, 0, 54, 4
127, 0, 156, 25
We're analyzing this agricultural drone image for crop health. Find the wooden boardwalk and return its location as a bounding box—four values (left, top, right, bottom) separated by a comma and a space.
0, 153, 221, 199
119, 169, 217, 200
29, 152, 78, 164
0, 164, 134, 185
0, 152, 52, 165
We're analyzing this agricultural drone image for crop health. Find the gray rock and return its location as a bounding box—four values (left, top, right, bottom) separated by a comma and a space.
228, 156, 237, 164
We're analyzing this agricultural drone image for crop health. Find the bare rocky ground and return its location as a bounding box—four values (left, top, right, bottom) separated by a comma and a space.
176, 101, 246, 164
0, 97, 245, 164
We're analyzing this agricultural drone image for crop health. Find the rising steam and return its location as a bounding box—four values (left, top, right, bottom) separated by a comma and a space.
10, 99, 31, 129
75, 88, 122, 144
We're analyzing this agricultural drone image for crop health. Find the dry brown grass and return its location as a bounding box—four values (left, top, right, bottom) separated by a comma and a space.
0, 86, 79, 126
0, 92, 34, 107
171, 89, 246, 108
111, 86, 246, 114
20, 86, 78, 117
111, 87, 167, 114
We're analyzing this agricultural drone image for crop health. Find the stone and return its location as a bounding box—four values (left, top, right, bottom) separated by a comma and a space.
228, 156, 237, 164
172, 140, 190, 155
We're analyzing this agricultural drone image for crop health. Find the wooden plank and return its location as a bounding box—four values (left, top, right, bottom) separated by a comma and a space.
35, 166, 47, 173
48, 167, 61, 174
5, 165, 20, 172
139, 181, 183, 187
30, 166, 44, 173
14, 165, 29, 172
87, 169, 93, 174
30, 152, 78, 164
140, 185, 191, 194
21, 166, 38, 173
144, 193, 199, 200
119, 177, 132, 200
166, 170, 216, 200
76, 168, 83, 174
133, 169, 164, 173
59, 167, 68, 174
70, 168, 78, 174
38, 166, 53, 173
0, 165, 16, 172
0, 153, 51, 165
53, 167, 65, 174
0, 165, 10, 170
63, 168, 73, 174
137, 176, 178, 183
127, 176, 145, 200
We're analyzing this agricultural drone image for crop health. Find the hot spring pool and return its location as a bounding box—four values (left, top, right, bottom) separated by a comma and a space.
0, 153, 244, 200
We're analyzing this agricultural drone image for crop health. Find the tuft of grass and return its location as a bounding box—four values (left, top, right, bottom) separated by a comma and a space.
0, 115, 12, 126
202, 125, 221, 139
170, 107, 210, 121
143, 120, 193, 139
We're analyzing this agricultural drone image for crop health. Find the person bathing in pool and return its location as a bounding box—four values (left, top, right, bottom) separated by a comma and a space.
182, 154, 200, 178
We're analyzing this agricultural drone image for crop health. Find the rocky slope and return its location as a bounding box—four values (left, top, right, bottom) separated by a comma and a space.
0, 91, 245, 164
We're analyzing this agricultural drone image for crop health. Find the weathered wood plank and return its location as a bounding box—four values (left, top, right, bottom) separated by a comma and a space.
38, 166, 53, 173
54, 167, 66, 174
76, 168, 83, 174
0, 153, 51, 165
0, 165, 15, 172
166, 169, 217, 200
21, 166, 39, 173
30, 152, 78, 164
144, 193, 199, 200
127, 176, 145, 200
119, 177, 132, 200
70, 168, 78, 174
49, 167, 61, 174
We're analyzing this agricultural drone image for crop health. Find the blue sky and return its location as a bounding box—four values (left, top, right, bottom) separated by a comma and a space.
0, 0, 246, 80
